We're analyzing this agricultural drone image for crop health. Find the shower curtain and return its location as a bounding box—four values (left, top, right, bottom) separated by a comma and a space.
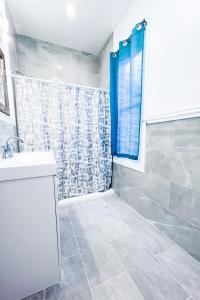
13, 76, 112, 199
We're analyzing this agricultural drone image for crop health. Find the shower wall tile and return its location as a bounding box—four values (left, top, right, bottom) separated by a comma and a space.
148, 199, 195, 229
0, 2, 17, 142
156, 223, 200, 262
113, 163, 170, 209
146, 149, 192, 188
0, 120, 16, 155
112, 117, 200, 262
99, 34, 113, 89
146, 121, 174, 152
173, 118, 200, 151
169, 183, 200, 229
179, 150, 200, 194
142, 173, 170, 209
5, 1, 19, 73
16, 35, 100, 87
118, 187, 149, 218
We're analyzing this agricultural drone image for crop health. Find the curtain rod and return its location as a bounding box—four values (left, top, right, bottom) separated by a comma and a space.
11, 74, 109, 92
126, 19, 147, 41
112, 19, 147, 56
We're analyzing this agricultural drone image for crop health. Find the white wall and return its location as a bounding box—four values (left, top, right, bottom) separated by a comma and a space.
0, 0, 16, 125
113, 0, 200, 119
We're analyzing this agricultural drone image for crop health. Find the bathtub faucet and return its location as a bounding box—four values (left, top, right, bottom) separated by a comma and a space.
1, 137, 24, 159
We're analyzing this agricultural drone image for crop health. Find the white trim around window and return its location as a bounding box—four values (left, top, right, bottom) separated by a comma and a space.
113, 120, 146, 173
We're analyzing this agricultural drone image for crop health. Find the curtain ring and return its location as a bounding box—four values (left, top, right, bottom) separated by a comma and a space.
136, 23, 142, 30
136, 19, 147, 31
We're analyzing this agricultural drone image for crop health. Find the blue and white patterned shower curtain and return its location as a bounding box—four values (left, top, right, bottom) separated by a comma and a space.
13, 76, 112, 199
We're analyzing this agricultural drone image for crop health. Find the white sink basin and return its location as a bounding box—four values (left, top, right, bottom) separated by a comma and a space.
0, 152, 56, 181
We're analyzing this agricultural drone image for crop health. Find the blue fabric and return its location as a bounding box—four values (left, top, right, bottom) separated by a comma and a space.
110, 20, 146, 160
110, 52, 119, 155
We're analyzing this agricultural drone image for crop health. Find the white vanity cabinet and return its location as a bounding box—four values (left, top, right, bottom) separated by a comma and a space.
0, 152, 60, 300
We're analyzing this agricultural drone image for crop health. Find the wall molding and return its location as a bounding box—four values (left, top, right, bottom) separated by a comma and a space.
144, 107, 200, 124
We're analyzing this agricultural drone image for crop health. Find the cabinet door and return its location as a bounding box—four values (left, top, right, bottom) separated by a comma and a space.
0, 176, 60, 300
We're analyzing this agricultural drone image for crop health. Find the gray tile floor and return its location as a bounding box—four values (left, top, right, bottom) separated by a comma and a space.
23, 192, 200, 300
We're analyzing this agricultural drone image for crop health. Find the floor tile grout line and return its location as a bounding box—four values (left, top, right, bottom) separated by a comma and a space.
110, 234, 174, 260
92, 271, 127, 289
155, 254, 193, 299
62, 194, 195, 300
111, 200, 193, 299
108, 194, 196, 299
109, 232, 134, 245
108, 193, 200, 232
68, 214, 95, 300
111, 228, 191, 300
154, 244, 176, 257
61, 252, 80, 260
151, 219, 200, 232
67, 195, 144, 297
155, 237, 200, 267
107, 193, 200, 261
114, 256, 145, 299
103, 196, 192, 299
103, 198, 175, 249
66, 204, 136, 291
107, 239, 145, 299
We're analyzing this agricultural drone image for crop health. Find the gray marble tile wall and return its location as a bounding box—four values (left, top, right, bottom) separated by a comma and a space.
0, 1, 17, 151
112, 117, 200, 261
16, 35, 100, 87
0, 119, 16, 155
99, 34, 113, 89
5, 1, 19, 73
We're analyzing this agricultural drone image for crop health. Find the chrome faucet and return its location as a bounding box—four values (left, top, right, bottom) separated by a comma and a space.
1, 137, 24, 159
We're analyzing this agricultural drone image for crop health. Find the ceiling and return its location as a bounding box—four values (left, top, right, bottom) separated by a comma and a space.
7, 0, 132, 55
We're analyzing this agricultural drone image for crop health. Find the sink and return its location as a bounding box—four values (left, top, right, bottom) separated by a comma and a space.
0, 151, 56, 181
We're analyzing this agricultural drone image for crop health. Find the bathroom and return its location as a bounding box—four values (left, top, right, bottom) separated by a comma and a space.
0, 0, 200, 299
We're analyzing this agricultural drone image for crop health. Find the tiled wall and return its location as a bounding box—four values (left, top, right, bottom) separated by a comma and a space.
5, 1, 19, 73
16, 35, 100, 87
0, 0, 17, 154
16, 33, 113, 89
99, 34, 113, 89
112, 117, 200, 261
0, 120, 16, 152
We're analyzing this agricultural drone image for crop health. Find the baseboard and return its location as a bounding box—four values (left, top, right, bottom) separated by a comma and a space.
58, 188, 114, 208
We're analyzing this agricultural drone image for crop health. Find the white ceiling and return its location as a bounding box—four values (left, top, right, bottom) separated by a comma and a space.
7, 0, 133, 55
